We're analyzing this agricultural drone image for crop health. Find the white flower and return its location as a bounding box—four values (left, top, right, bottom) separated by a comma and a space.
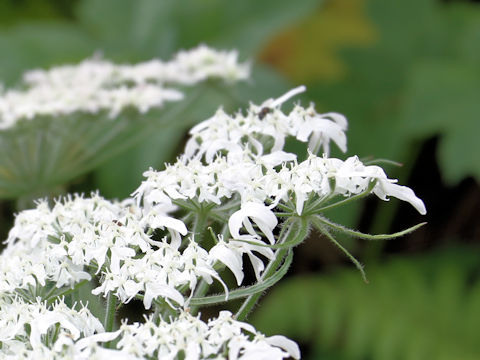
374, 180, 426, 214
210, 237, 245, 285
185, 86, 348, 164
112, 310, 299, 360
3, 193, 219, 310
143, 282, 185, 310
288, 154, 427, 215
135, 107, 424, 220
210, 235, 275, 285
0, 297, 104, 357
228, 202, 278, 244
293, 107, 348, 155
264, 335, 301, 360
0, 45, 249, 129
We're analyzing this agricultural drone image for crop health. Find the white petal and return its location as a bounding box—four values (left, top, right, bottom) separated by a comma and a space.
265, 335, 301, 359
376, 181, 427, 215
229, 202, 277, 243
144, 283, 184, 309
322, 111, 348, 129
210, 242, 244, 285
206, 140, 243, 163
270, 85, 306, 108
260, 151, 296, 167
75, 330, 122, 350
150, 215, 188, 235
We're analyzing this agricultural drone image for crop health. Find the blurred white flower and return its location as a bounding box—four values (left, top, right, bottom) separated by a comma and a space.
0, 45, 249, 129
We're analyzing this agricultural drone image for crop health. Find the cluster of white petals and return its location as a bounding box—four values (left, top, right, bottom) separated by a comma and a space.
185, 86, 347, 161
0, 296, 107, 359
0, 45, 249, 129
113, 310, 300, 360
1, 193, 226, 309
136, 88, 424, 220
0, 84, 428, 359
290, 154, 427, 215
133, 87, 426, 285
0, 302, 298, 360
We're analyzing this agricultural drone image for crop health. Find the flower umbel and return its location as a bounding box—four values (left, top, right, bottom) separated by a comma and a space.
0, 45, 249, 129
0, 85, 426, 359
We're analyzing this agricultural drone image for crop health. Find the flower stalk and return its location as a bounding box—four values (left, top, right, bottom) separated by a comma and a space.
235, 218, 309, 321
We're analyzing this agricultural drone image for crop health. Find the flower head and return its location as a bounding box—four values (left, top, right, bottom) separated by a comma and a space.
0, 45, 249, 129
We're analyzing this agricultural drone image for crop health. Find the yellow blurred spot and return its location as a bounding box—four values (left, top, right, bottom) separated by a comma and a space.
259, 0, 377, 83
0, 166, 15, 180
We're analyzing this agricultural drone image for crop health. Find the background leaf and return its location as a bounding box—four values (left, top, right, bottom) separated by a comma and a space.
252, 246, 480, 360
402, 61, 480, 184
263, 0, 480, 184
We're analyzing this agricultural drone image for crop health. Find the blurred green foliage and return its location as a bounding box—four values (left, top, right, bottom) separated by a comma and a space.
0, 0, 320, 200
0, 0, 319, 83
254, 1, 480, 359
252, 246, 480, 360
263, 0, 480, 185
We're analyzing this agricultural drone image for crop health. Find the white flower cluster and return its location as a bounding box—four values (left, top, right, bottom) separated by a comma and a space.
0, 296, 107, 359
0, 301, 298, 360
185, 86, 347, 161
0, 86, 427, 359
0, 45, 249, 129
134, 87, 426, 283
2, 193, 228, 309
114, 310, 299, 360
2, 87, 426, 303
136, 87, 425, 213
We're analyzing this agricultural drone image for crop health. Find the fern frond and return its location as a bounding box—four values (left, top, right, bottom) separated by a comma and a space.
251, 246, 480, 360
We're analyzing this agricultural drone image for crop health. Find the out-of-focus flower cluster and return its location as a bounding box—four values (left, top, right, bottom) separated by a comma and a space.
0, 45, 249, 129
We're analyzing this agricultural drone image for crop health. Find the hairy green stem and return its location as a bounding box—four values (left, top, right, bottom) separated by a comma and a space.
189, 250, 293, 307
315, 215, 427, 240
235, 218, 308, 321
104, 292, 117, 348
189, 279, 210, 315
311, 216, 368, 282
191, 203, 210, 243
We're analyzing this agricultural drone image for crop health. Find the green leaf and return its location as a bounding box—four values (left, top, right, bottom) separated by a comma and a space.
0, 23, 93, 85
303, 0, 480, 185
0, 0, 72, 25
76, 0, 321, 58
401, 61, 480, 183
